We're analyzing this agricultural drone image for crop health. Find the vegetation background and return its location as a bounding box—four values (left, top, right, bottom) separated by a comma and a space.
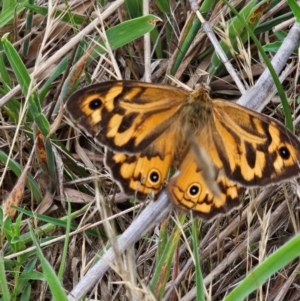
1, 0, 300, 300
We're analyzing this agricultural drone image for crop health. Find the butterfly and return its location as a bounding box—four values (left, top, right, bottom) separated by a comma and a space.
65, 80, 300, 220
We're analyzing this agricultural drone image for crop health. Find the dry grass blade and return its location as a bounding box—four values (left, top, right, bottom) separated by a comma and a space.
3, 165, 30, 218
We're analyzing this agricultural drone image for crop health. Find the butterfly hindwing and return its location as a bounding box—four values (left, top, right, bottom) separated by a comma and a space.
105, 127, 179, 198
167, 147, 242, 219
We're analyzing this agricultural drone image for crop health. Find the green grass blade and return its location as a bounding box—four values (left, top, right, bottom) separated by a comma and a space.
22, 0, 34, 57
93, 15, 161, 55
1, 34, 52, 135
287, 0, 300, 22
23, 4, 86, 25
0, 2, 26, 27
150, 213, 186, 299
0, 248, 11, 301
0, 41, 12, 89
170, 13, 200, 76
30, 226, 68, 301
225, 234, 300, 301
191, 217, 205, 301
210, 0, 258, 76
170, 1, 217, 75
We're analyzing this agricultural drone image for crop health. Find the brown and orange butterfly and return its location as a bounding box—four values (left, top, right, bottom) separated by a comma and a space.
66, 81, 300, 220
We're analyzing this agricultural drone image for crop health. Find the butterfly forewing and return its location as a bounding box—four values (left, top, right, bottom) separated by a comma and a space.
66, 81, 188, 154
211, 100, 300, 186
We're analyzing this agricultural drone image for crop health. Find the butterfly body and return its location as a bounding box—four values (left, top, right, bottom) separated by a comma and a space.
66, 80, 300, 219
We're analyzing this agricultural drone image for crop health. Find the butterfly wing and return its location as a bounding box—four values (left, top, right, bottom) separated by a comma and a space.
211, 99, 300, 186
66, 81, 188, 153
105, 126, 179, 198
168, 98, 300, 219
167, 147, 242, 220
